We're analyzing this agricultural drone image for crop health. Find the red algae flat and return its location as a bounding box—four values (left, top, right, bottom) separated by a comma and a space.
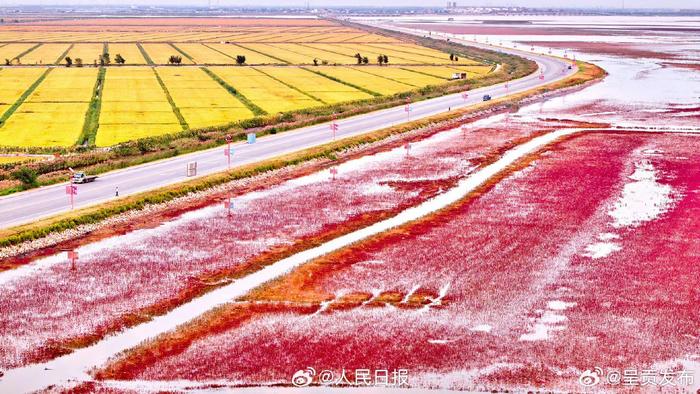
0, 115, 559, 370
98, 131, 700, 391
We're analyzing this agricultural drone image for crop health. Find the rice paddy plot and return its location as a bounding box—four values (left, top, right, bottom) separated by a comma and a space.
156, 67, 253, 129
0, 68, 45, 117
142, 43, 194, 65
18, 43, 71, 65
63, 43, 106, 66
314, 66, 413, 95
209, 66, 321, 113
205, 43, 281, 65
96, 67, 181, 147
174, 43, 235, 65
107, 44, 147, 65
266, 43, 356, 65
355, 66, 447, 87
0, 43, 37, 63
256, 66, 372, 104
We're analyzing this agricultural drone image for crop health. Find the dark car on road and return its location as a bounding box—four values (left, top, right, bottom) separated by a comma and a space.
483, 94, 492, 101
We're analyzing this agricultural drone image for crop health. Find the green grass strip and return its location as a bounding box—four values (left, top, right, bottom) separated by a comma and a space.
0, 68, 52, 127
152, 67, 189, 131
54, 43, 73, 65
398, 66, 451, 80
301, 66, 381, 97
13, 43, 41, 63
77, 67, 106, 146
201, 43, 242, 64
352, 66, 420, 88
169, 43, 195, 64
233, 43, 289, 64
253, 66, 326, 105
201, 67, 267, 116
136, 43, 154, 65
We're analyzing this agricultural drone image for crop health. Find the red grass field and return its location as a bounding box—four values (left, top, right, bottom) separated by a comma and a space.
0, 117, 572, 371
97, 130, 700, 392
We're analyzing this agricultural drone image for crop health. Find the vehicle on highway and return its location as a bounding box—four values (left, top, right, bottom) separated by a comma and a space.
72, 172, 98, 184
483, 94, 492, 101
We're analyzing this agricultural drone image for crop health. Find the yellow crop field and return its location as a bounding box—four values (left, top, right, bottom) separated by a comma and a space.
206, 43, 280, 65
0, 101, 88, 147
63, 43, 105, 65
174, 43, 234, 64
156, 67, 253, 129
356, 67, 446, 87
0, 68, 45, 116
314, 66, 414, 95
108, 44, 146, 64
255, 66, 372, 104
209, 66, 321, 113
96, 67, 181, 146
367, 43, 480, 65
0, 18, 494, 148
142, 43, 194, 65
19, 44, 70, 65
266, 44, 356, 65
0, 68, 97, 147
0, 43, 36, 63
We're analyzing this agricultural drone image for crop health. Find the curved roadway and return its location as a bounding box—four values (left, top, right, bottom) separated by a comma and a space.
0, 26, 576, 229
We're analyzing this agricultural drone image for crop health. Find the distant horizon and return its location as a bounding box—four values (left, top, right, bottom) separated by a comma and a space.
2, 1, 699, 11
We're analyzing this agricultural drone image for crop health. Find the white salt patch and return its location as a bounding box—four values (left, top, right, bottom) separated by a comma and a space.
582, 241, 622, 259
608, 160, 676, 228
520, 301, 575, 341
598, 232, 620, 241
470, 324, 492, 333
427, 339, 453, 344
547, 300, 576, 311
540, 311, 568, 324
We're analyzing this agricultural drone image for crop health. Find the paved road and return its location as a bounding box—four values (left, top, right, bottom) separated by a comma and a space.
0, 27, 576, 229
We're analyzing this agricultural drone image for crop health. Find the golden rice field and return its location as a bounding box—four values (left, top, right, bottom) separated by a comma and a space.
1, 67, 97, 147
19, 43, 70, 65
0, 17, 495, 148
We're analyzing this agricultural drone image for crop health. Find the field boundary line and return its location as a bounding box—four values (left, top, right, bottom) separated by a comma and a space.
300, 66, 382, 97
351, 66, 421, 88
252, 66, 328, 105
152, 67, 189, 131
78, 67, 106, 146
0, 68, 52, 127
13, 43, 41, 63
397, 66, 452, 80
54, 43, 74, 65
201, 67, 267, 116
233, 43, 290, 64
169, 43, 195, 64
200, 43, 240, 63
135, 43, 154, 65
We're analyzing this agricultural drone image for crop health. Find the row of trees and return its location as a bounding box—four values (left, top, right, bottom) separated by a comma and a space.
353, 53, 390, 65
63, 52, 126, 67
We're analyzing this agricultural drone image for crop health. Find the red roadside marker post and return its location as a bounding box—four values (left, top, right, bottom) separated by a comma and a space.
330, 114, 339, 141
404, 97, 412, 122
223, 197, 234, 217
66, 168, 76, 210
63, 249, 78, 271
330, 167, 338, 181
404, 143, 411, 157
224, 135, 232, 169
461, 124, 468, 138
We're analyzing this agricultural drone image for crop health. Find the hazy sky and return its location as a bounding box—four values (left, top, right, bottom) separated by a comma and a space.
4, 0, 699, 9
